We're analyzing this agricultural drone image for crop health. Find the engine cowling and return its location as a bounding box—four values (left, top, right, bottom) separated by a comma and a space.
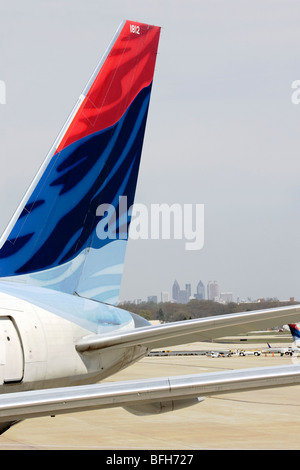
123, 397, 205, 415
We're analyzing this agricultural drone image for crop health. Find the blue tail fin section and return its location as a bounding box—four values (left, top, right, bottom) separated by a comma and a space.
288, 323, 300, 345
0, 21, 161, 304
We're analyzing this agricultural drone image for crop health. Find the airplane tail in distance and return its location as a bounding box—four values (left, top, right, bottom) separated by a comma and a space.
0, 21, 161, 304
288, 324, 300, 347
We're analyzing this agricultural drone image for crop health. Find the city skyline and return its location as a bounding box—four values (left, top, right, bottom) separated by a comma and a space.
122, 277, 297, 306
123, 278, 235, 305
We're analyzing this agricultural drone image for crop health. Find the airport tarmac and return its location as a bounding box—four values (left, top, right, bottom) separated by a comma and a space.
0, 341, 300, 450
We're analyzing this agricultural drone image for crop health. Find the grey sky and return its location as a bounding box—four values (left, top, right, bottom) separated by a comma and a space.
1, 0, 300, 302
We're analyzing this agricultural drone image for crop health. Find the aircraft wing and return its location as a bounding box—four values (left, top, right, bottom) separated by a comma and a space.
76, 304, 300, 352
0, 364, 300, 426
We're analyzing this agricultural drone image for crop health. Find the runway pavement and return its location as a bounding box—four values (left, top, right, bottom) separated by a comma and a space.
0, 341, 300, 450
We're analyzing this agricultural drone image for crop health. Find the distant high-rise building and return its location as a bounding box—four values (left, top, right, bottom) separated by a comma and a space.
147, 295, 158, 303
161, 291, 170, 303
195, 280, 205, 300
178, 289, 189, 304
185, 283, 191, 299
207, 281, 219, 301
219, 292, 233, 303
172, 280, 180, 302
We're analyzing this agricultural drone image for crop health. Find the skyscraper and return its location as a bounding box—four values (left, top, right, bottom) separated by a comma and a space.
195, 280, 205, 300
185, 283, 191, 299
172, 280, 180, 302
207, 281, 219, 301
161, 291, 170, 303
178, 289, 189, 304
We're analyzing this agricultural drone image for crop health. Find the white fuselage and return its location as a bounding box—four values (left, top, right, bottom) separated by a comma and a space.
0, 289, 148, 394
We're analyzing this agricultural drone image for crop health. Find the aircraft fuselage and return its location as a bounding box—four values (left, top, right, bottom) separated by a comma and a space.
0, 289, 147, 394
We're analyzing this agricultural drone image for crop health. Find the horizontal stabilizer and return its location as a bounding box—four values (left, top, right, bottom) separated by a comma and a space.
76, 304, 300, 352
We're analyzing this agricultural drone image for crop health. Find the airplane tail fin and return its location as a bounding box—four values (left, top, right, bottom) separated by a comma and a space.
0, 20, 161, 304
288, 323, 300, 347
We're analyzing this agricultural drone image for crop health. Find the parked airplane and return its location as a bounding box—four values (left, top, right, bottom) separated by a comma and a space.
0, 20, 300, 434
263, 343, 293, 356
263, 325, 300, 355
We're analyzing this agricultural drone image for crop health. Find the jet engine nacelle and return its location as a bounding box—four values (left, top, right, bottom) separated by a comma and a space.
123, 397, 205, 416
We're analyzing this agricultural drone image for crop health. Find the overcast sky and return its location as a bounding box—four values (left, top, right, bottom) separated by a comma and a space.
1, 0, 300, 302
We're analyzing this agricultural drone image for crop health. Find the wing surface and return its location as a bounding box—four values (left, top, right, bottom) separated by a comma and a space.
76, 304, 300, 352
0, 364, 300, 425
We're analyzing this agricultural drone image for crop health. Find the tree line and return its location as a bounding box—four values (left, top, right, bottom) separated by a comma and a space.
118, 298, 298, 323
